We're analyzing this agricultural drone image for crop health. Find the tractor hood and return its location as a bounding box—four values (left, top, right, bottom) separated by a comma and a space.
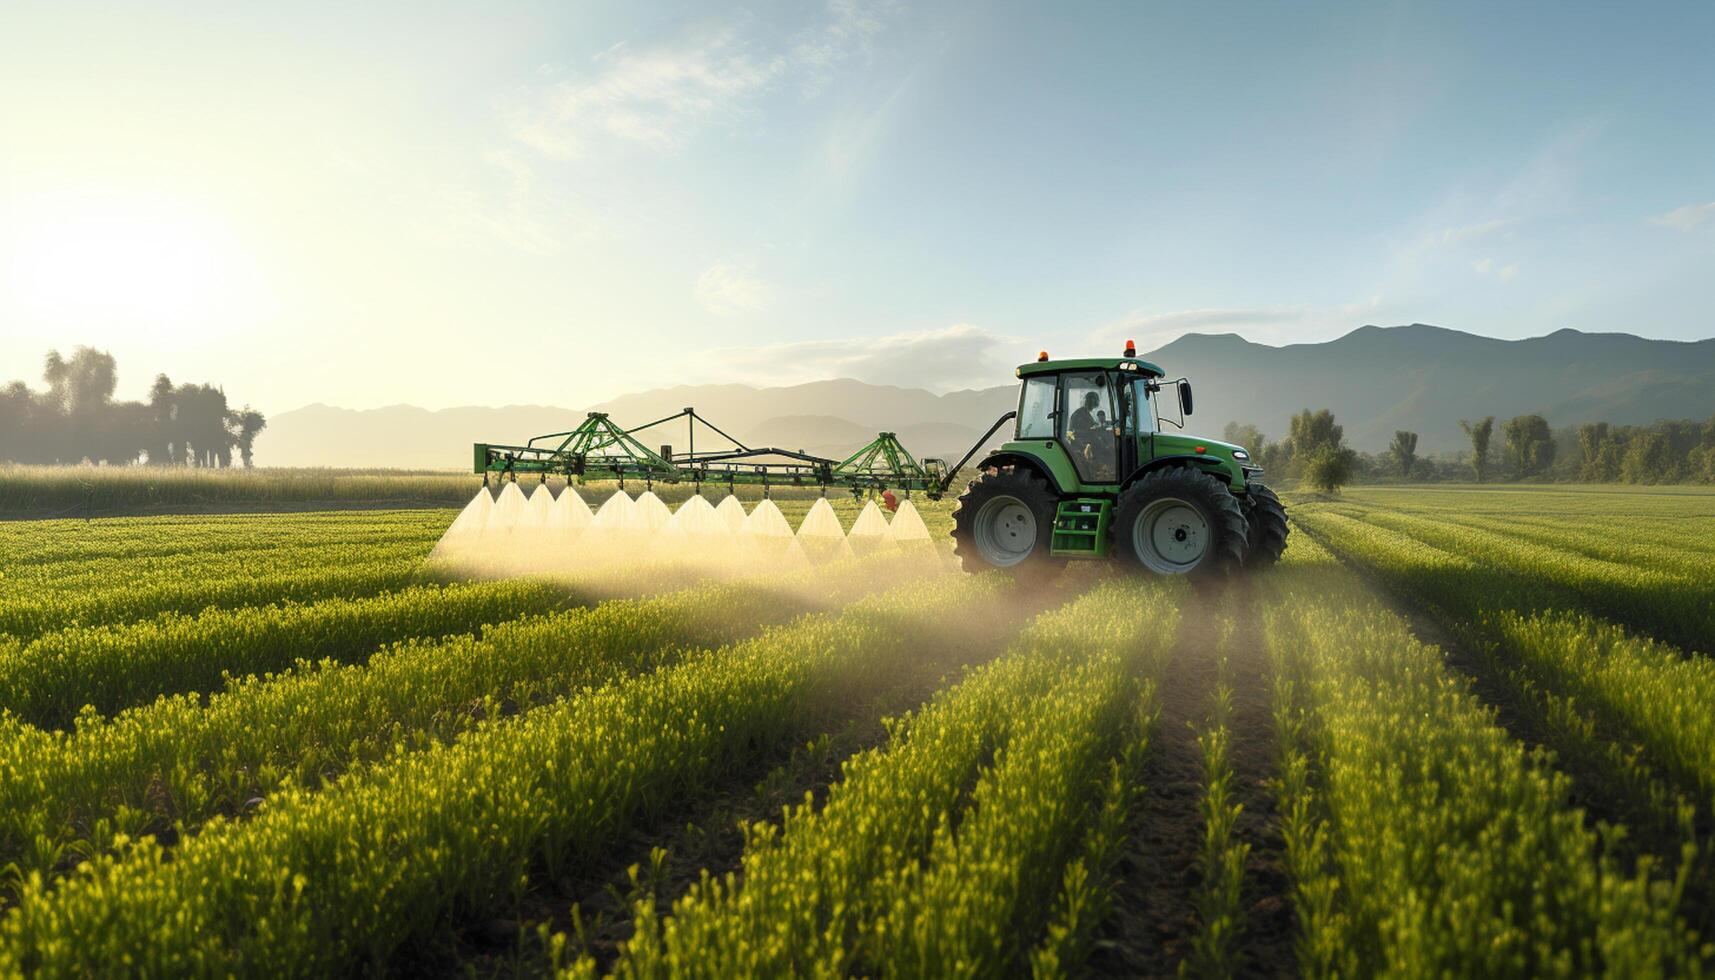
1151, 433, 1254, 488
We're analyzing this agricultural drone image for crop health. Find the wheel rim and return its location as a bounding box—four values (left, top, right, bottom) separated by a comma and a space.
1133, 498, 1210, 574
972, 495, 1037, 567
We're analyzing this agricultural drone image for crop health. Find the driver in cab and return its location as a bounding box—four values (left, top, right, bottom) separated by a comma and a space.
1068, 390, 1105, 436
1065, 390, 1117, 480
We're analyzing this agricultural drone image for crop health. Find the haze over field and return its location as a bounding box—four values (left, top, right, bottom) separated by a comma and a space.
4, 1, 1713, 422
258, 323, 1715, 466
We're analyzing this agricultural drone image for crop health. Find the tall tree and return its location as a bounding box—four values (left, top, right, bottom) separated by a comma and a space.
1303, 445, 1355, 492
175, 383, 233, 467
1221, 421, 1266, 454
1577, 422, 1611, 481
1284, 409, 1355, 491
147, 373, 177, 465
1287, 409, 1344, 459
226, 407, 268, 468
1461, 417, 1495, 483
1502, 414, 1555, 478
1390, 430, 1418, 478
41, 347, 121, 462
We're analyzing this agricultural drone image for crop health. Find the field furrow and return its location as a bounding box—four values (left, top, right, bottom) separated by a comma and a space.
1078, 580, 1293, 978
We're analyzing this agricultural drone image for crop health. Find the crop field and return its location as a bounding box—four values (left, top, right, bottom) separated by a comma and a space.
1, 483, 1713, 976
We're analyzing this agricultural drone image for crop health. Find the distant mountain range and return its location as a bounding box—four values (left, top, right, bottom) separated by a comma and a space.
254, 325, 1715, 468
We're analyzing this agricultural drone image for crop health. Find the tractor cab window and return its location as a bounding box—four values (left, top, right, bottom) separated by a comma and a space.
1132, 378, 1158, 434
1017, 376, 1056, 439
1060, 371, 1119, 482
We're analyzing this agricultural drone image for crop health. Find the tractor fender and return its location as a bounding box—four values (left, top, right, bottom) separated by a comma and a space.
971, 451, 1071, 494
1122, 454, 1232, 489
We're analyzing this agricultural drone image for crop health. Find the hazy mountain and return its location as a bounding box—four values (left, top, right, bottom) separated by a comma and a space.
256, 325, 1715, 467
252, 403, 587, 469
1146, 325, 1715, 452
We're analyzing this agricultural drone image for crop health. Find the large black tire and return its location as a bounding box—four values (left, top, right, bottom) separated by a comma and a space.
1112, 467, 1248, 577
1242, 482, 1290, 568
950, 469, 1064, 578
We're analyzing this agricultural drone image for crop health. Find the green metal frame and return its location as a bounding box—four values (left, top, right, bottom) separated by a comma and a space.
830, 432, 945, 495
476, 412, 951, 496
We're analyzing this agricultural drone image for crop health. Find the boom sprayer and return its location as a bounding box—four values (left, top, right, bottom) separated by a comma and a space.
445, 343, 1287, 579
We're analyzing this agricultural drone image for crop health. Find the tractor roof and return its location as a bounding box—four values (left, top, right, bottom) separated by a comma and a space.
1016, 356, 1165, 379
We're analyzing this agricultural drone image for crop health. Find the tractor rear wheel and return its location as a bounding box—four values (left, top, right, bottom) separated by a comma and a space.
1113, 468, 1248, 577
1242, 482, 1290, 567
951, 469, 1063, 577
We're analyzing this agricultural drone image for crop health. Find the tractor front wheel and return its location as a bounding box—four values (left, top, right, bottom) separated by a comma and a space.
951, 469, 1063, 578
1242, 482, 1290, 567
1113, 468, 1248, 576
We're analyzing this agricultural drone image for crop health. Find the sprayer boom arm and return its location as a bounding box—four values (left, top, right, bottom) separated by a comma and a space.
476, 408, 950, 496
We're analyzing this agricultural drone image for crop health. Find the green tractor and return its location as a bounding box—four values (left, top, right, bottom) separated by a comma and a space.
947, 342, 1287, 577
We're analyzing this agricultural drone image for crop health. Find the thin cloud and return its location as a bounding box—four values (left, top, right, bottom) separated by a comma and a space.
509, 2, 898, 159
1438, 217, 1517, 244
1652, 201, 1715, 230
701, 323, 1015, 392
1471, 257, 1520, 281
696, 262, 774, 316
511, 31, 777, 158
791, 0, 896, 95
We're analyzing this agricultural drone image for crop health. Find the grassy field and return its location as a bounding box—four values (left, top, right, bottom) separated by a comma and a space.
1, 483, 1712, 975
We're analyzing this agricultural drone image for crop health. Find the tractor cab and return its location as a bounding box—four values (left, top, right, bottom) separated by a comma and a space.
1004, 342, 1254, 496
948, 341, 1287, 577
1015, 348, 1176, 488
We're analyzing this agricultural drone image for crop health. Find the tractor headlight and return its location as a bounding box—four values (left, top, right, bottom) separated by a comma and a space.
1232, 449, 1250, 461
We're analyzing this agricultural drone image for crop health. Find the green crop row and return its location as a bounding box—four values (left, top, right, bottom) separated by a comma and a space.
0, 554, 934, 893
595, 577, 1181, 978
1486, 613, 1715, 807
6, 527, 442, 586
1293, 508, 1707, 655
0, 577, 580, 729
0, 569, 1005, 977
1316, 503, 1715, 577
1325, 485, 1715, 520
1303, 506, 1715, 845
1297, 507, 1706, 850
1184, 662, 1249, 977
1264, 540, 1698, 976
0, 509, 448, 565
1316, 507, 1713, 650
4, 536, 432, 600
1027, 706, 1153, 978
0, 557, 430, 640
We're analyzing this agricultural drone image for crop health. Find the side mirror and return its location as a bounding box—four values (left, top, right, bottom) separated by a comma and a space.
1178, 381, 1194, 416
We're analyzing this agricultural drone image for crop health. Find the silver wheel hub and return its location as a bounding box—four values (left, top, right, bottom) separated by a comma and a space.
973, 495, 1037, 567
1134, 498, 1210, 574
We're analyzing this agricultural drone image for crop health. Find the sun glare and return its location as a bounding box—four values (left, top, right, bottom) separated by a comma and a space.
0, 190, 264, 334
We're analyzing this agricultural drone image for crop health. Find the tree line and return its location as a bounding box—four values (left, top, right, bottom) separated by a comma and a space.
1223, 410, 1715, 491
1, 347, 267, 467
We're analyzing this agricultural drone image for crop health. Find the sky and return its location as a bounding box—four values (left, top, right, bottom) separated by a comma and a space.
2, 0, 1712, 413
